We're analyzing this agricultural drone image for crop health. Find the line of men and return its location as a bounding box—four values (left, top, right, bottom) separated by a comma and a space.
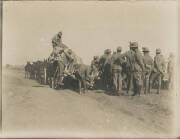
90, 42, 174, 96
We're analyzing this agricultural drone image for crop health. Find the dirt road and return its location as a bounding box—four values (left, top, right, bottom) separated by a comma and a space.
2, 68, 174, 138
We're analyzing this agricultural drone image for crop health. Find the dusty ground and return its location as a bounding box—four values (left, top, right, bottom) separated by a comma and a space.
2, 68, 175, 138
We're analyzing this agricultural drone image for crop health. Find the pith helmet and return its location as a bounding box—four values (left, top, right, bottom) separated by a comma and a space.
130, 41, 138, 48
94, 56, 98, 60
105, 49, 111, 54
117, 46, 122, 52
156, 48, 161, 54
142, 47, 150, 52
58, 31, 62, 37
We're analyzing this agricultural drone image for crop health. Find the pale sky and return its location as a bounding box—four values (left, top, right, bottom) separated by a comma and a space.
2, 1, 179, 65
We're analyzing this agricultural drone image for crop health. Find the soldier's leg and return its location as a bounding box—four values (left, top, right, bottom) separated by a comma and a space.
101, 71, 106, 89
135, 72, 142, 96
144, 75, 148, 94
146, 73, 151, 93
103, 71, 107, 90
107, 67, 112, 90
144, 73, 149, 94
112, 69, 118, 92
126, 72, 131, 94
132, 74, 137, 96
149, 72, 158, 93
157, 73, 162, 94
104, 69, 110, 90
78, 79, 82, 94
118, 70, 122, 92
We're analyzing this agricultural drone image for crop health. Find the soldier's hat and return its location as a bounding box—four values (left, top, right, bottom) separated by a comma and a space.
130, 41, 138, 48
59, 49, 64, 53
156, 48, 161, 54
57, 31, 62, 37
94, 56, 99, 59
105, 49, 111, 54
142, 47, 150, 52
117, 46, 122, 52
68, 49, 72, 54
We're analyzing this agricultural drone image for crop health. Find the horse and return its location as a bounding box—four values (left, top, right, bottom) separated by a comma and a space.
73, 64, 93, 94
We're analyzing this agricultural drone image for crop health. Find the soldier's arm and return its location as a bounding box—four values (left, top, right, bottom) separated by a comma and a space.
121, 51, 128, 58
98, 57, 104, 69
135, 52, 144, 70
119, 55, 126, 64
150, 58, 154, 71
155, 56, 163, 72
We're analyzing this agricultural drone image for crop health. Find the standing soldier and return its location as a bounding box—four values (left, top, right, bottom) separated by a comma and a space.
142, 47, 153, 94
99, 49, 112, 90
149, 49, 166, 94
122, 43, 134, 94
111, 46, 124, 95
167, 53, 174, 90
123, 42, 144, 96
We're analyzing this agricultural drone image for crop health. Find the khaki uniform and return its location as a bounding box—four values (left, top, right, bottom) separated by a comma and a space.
123, 49, 144, 95
149, 54, 165, 94
122, 50, 134, 93
111, 52, 124, 93
142, 54, 153, 93
99, 53, 112, 90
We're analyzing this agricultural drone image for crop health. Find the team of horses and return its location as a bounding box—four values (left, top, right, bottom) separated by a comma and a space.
25, 60, 96, 94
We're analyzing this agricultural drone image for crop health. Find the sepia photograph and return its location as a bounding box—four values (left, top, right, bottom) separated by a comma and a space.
1, 0, 180, 138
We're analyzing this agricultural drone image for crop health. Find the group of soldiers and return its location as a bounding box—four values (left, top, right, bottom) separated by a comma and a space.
25, 31, 174, 96
90, 41, 174, 96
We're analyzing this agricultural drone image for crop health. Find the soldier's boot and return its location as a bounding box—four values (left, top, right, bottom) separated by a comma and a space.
131, 92, 137, 96
143, 79, 146, 94
144, 83, 148, 94
126, 78, 131, 94
148, 81, 152, 94
79, 89, 82, 95
138, 86, 142, 96
113, 85, 118, 96
157, 78, 161, 94
131, 88, 137, 96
